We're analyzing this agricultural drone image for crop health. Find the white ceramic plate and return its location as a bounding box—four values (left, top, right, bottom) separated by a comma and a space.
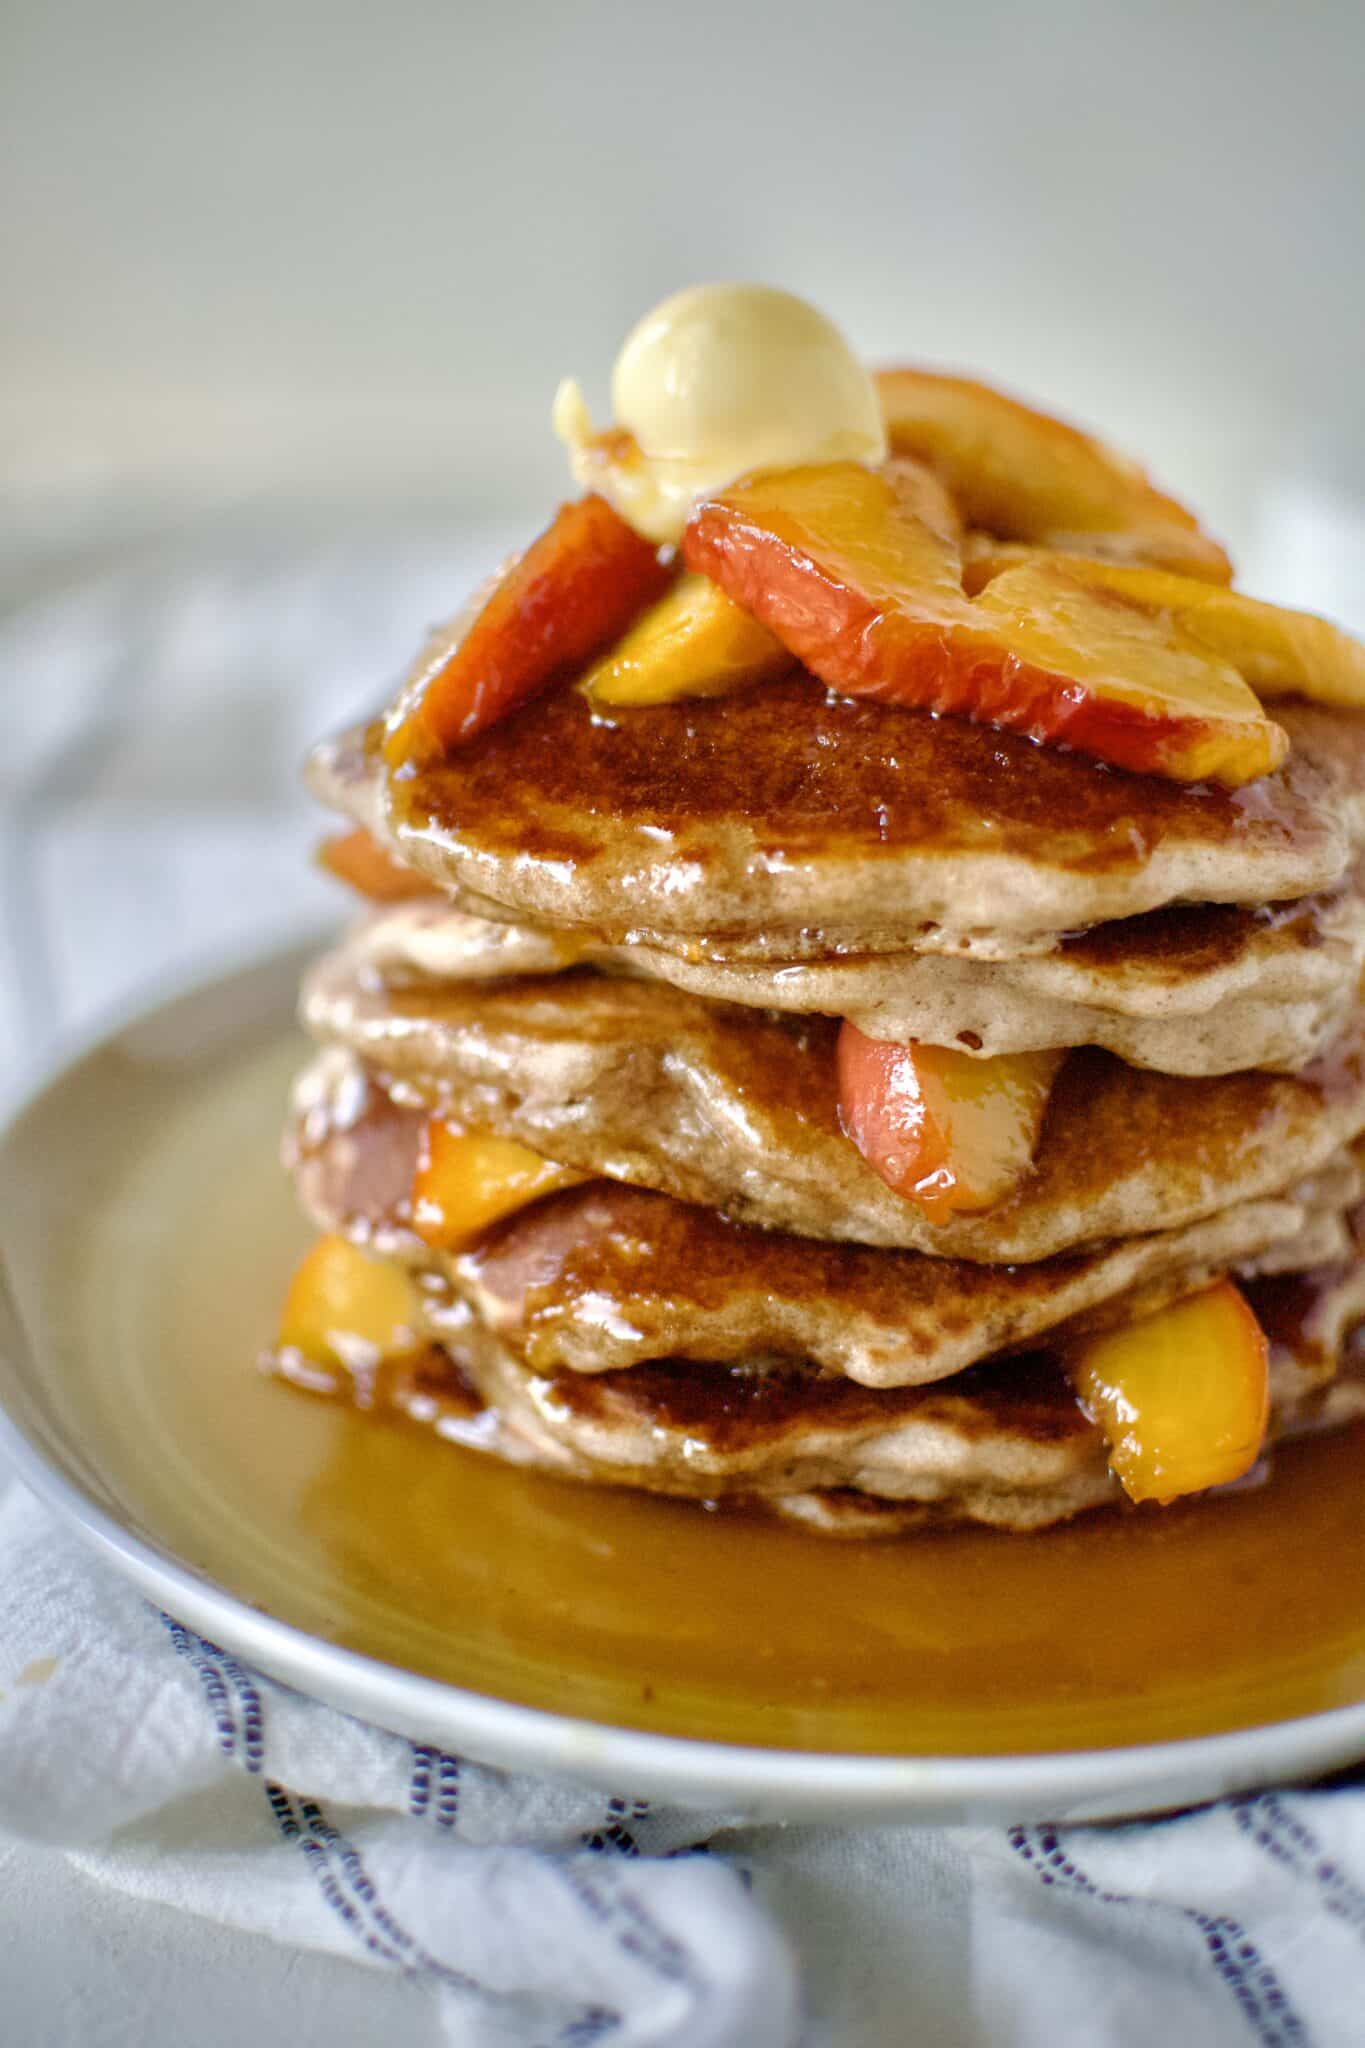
3, 938, 1365, 1824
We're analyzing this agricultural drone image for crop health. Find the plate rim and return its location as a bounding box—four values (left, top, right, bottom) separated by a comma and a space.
3, 932, 1365, 1822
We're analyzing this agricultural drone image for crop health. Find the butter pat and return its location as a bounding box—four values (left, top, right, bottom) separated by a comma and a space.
554, 283, 887, 543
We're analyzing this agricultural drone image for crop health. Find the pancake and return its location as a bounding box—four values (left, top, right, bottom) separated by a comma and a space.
300, 944, 1365, 1261
350, 878, 1365, 1076
778, 1256, 1365, 1535
286, 1054, 1362, 1389
268, 1265, 1365, 1536
308, 683, 1365, 953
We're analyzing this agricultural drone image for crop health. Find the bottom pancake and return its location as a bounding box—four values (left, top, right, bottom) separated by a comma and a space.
266, 1259, 1365, 1537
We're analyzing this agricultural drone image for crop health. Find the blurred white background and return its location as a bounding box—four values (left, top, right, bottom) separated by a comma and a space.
2, 0, 1365, 1078
4, 0, 1364, 588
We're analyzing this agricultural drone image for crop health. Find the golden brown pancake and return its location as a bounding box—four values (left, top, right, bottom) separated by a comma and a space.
308, 685, 1365, 951
286, 1056, 1363, 1390
299, 949, 1365, 1261
350, 878, 1365, 1077
267, 1266, 1365, 1536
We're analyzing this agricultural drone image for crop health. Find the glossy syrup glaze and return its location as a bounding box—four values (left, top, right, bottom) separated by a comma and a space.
389, 679, 1352, 877
1058, 887, 1337, 976
526, 1349, 1089, 1451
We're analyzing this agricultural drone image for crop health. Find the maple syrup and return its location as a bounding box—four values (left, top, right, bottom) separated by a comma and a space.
390, 678, 1355, 928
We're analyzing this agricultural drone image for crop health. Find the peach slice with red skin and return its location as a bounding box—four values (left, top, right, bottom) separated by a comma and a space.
836, 1022, 1062, 1223
683, 459, 1287, 787
876, 367, 1232, 582
383, 494, 669, 765
579, 570, 793, 707
1069, 1279, 1270, 1505
411, 1118, 585, 1250
965, 542, 1365, 711
317, 827, 431, 902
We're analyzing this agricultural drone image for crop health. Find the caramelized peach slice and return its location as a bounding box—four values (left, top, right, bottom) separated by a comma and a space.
412, 1119, 585, 1250
383, 495, 669, 765
683, 460, 1286, 786
876, 367, 1232, 581
836, 1022, 1062, 1222
278, 1234, 424, 1371
316, 827, 431, 902
1069, 1280, 1270, 1505
579, 570, 793, 706
966, 546, 1365, 711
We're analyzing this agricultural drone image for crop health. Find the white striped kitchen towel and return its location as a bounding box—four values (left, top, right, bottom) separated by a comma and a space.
5, 1480, 1365, 2046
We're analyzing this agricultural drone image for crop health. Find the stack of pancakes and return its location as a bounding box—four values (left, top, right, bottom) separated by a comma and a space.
279, 663, 1365, 1535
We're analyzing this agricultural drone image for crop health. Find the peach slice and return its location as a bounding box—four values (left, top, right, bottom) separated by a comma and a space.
383, 495, 670, 765
836, 1022, 1062, 1222
965, 545, 1365, 711
316, 827, 431, 902
579, 570, 793, 707
277, 1234, 424, 1372
876, 367, 1232, 582
412, 1118, 585, 1250
1069, 1279, 1270, 1505
683, 460, 1287, 786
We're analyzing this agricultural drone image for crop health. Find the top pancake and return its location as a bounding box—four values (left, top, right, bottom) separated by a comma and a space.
311, 681, 1365, 951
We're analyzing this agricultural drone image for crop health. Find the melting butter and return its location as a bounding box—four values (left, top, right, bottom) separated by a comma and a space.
554, 283, 887, 543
